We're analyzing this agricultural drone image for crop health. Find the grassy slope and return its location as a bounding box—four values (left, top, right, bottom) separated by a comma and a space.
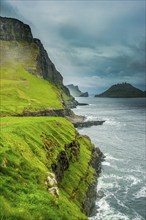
0, 64, 63, 115
0, 40, 69, 115
0, 40, 95, 219
0, 117, 95, 220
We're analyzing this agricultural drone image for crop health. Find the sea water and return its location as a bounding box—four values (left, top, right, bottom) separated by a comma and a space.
73, 97, 146, 220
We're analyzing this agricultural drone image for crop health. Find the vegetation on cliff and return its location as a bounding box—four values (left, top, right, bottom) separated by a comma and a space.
95, 82, 145, 98
0, 16, 103, 219
0, 117, 101, 220
0, 17, 77, 112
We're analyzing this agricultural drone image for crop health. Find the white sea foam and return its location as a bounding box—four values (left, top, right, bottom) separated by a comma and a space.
126, 175, 141, 186
91, 196, 130, 220
74, 98, 145, 220
105, 154, 123, 161
102, 161, 111, 166
105, 119, 121, 126
89, 104, 96, 106
85, 115, 98, 121
134, 186, 146, 198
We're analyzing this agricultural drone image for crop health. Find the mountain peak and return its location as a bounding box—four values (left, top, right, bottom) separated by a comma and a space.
0, 16, 33, 42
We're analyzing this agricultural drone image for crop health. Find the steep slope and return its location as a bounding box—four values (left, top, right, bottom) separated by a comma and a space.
0, 16, 103, 219
0, 16, 77, 115
0, 63, 64, 116
95, 83, 145, 98
0, 117, 103, 219
66, 84, 89, 97
0, 16, 62, 83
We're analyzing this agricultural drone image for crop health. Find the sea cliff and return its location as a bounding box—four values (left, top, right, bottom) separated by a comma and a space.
0, 16, 104, 219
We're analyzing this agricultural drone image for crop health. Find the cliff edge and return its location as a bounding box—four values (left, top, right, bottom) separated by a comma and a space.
0, 16, 77, 113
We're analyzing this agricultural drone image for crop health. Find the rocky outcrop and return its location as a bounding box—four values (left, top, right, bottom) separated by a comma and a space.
82, 146, 105, 216
18, 108, 74, 117
52, 151, 69, 182
17, 108, 105, 128
0, 16, 33, 42
73, 120, 105, 128
45, 172, 59, 198
51, 140, 80, 182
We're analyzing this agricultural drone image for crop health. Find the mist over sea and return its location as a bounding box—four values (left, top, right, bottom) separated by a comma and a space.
73, 97, 146, 220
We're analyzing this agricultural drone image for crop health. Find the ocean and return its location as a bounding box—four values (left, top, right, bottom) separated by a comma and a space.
73, 97, 146, 220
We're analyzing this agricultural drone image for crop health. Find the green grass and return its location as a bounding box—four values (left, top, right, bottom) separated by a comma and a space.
0, 39, 96, 219
0, 116, 95, 219
0, 64, 64, 115
0, 40, 74, 116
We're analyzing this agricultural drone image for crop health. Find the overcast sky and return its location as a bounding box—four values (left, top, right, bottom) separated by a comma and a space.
1, 0, 145, 93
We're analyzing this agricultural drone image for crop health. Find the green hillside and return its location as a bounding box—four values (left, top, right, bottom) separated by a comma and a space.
0, 116, 97, 220
0, 17, 102, 219
0, 64, 64, 116
0, 40, 65, 116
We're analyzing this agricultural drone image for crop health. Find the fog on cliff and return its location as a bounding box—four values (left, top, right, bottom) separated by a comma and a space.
1, 0, 145, 94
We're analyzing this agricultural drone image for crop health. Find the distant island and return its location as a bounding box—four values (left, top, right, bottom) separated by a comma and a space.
66, 84, 89, 97
95, 83, 146, 98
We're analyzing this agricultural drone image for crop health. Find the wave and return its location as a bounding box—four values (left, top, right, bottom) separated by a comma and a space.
127, 175, 141, 186
85, 115, 99, 121
105, 154, 124, 161
89, 196, 130, 220
102, 161, 111, 166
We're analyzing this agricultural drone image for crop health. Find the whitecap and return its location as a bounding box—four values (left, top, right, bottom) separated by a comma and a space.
102, 161, 111, 166
92, 196, 130, 220
105, 154, 123, 161
126, 175, 141, 186
134, 186, 146, 198
85, 115, 98, 121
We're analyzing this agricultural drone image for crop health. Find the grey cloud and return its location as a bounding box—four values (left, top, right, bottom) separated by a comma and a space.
1, 0, 145, 93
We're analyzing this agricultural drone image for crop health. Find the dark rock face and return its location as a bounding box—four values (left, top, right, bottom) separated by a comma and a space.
18, 108, 75, 117
52, 139, 80, 182
52, 151, 69, 182
0, 17, 62, 84
73, 120, 105, 128
65, 140, 80, 162
0, 16, 33, 42
34, 39, 63, 84
82, 147, 105, 217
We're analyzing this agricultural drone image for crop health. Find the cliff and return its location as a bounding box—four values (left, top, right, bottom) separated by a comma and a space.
0, 16, 104, 219
0, 116, 104, 219
0, 16, 77, 110
95, 83, 145, 98
0, 16, 33, 42
0, 16, 62, 84
66, 84, 89, 97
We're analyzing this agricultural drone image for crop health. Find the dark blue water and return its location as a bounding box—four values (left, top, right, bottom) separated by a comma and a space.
73, 97, 146, 220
